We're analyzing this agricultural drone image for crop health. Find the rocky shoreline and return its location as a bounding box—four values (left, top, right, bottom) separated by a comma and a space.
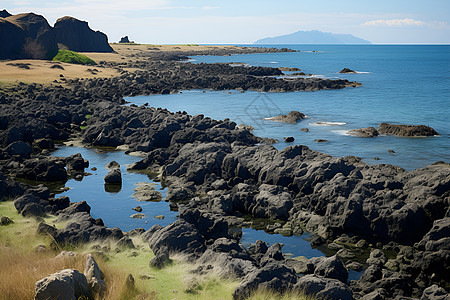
0, 52, 448, 299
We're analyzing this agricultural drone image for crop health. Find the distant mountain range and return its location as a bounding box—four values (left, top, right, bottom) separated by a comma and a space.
255, 30, 371, 44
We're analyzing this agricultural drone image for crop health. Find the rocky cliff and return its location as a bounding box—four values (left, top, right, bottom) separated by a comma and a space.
0, 10, 113, 60
54, 16, 113, 52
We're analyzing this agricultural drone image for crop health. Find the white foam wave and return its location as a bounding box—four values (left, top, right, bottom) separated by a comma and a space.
332, 130, 351, 136
311, 122, 347, 126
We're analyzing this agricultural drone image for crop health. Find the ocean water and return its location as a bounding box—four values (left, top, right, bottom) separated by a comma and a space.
51, 146, 178, 232
127, 45, 450, 170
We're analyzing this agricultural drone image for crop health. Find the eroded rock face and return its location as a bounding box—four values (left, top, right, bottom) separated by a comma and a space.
378, 123, 438, 137
54, 16, 113, 52
0, 18, 26, 59
6, 13, 58, 59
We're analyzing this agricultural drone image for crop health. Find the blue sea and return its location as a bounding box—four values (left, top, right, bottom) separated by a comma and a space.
128, 45, 450, 170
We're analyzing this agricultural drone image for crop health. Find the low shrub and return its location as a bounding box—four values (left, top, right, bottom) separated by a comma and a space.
52, 49, 96, 65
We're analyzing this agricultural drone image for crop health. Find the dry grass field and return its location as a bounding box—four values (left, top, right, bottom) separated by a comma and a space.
0, 44, 241, 85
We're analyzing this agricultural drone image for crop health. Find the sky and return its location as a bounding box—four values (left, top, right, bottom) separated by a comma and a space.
2, 0, 450, 44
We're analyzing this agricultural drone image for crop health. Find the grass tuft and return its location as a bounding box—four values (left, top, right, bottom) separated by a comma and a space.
52, 50, 96, 66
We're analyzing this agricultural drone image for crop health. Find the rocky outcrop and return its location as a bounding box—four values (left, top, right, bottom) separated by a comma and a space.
119, 36, 130, 43
0, 12, 113, 60
0, 9, 12, 18
347, 127, 379, 137
5, 13, 58, 59
340, 68, 357, 73
378, 123, 438, 137
267, 111, 306, 123
53, 16, 113, 52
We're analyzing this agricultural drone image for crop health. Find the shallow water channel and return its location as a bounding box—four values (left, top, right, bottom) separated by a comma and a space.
51, 146, 362, 281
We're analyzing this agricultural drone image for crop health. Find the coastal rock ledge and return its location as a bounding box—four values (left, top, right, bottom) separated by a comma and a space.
378, 123, 438, 137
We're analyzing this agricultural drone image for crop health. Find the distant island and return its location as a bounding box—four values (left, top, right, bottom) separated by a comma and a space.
255, 30, 371, 44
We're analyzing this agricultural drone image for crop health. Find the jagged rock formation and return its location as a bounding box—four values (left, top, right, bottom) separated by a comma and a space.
54, 16, 113, 52
0, 11, 113, 60
0, 9, 12, 18
119, 36, 130, 43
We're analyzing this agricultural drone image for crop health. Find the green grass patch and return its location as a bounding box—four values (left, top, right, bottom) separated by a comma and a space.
52, 50, 96, 66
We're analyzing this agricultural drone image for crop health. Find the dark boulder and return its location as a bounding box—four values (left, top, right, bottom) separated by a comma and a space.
313, 255, 348, 283
295, 275, 353, 300
33, 138, 55, 150
54, 16, 113, 52
268, 111, 306, 123
378, 123, 438, 137
149, 246, 170, 269
66, 153, 89, 173
232, 262, 297, 300
147, 220, 206, 257
5, 141, 32, 158
104, 168, 121, 184
259, 243, 285, 266
6, 13, 58, 59
36, 222, 57, 237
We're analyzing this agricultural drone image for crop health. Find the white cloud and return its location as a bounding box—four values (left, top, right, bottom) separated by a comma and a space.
362, 18, 426, 27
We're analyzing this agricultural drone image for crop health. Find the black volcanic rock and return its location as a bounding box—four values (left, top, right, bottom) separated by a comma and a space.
339, 68, 357, 73
0, 9, 12, 18
54, 16, 113, 52
119, 36, 130, 43
0, 18, 26, 59
6, 13, 58, 59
